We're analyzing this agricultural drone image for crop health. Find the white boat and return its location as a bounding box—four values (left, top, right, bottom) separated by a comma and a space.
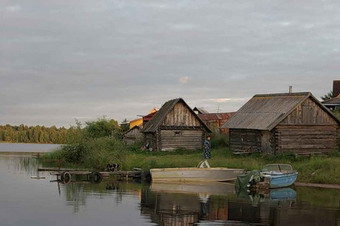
150, 167, 245, 182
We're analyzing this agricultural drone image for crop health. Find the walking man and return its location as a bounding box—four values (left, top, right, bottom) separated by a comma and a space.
198, 136, 211, 168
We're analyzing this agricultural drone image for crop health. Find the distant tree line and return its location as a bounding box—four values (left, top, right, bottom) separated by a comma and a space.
0, 117, 129, 144
0, 124, 81, 144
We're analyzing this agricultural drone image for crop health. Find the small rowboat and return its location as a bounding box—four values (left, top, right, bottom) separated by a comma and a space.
236, 164, 298, 190
150, 167, 245, 182
261, 164, 298, 188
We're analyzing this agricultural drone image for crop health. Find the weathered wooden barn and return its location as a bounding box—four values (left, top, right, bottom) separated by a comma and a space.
141, 98, 211, 151
222, 92, 340, 155
197, 113, 235, 134
123, 125, 143, 145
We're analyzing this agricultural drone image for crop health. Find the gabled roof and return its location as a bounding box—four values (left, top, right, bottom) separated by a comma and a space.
142, 98, 211, 133
222, 92, 340, 131
322, 94, 340, 105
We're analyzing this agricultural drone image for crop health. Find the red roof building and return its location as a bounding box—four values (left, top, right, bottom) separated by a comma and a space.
197, 112, 235, 134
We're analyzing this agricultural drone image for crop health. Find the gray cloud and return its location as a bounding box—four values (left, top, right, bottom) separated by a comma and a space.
1, 0, 340, 126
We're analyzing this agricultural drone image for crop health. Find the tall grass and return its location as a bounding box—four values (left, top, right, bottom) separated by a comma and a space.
42, 137, 129, 170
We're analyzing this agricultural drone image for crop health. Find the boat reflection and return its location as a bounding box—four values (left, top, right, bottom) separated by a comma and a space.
150, 181, 236, 196
142, 182, 238, 225
236, 187, 297, 206
141, 182, 340, 226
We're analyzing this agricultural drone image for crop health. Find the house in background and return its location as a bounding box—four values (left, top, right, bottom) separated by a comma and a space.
322, 95, 340, 111
142, 98, 211, 151
123, 125, 143, 145
197, 113, 235, 134
129, 108, 158, 129
322, 80, 340, 111
223, 92, 340, 155
124, 108, 158, 145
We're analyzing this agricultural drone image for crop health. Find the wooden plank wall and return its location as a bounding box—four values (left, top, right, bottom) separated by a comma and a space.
123, 128, 143, 145
275, 125, 338, 154
163, 102, 201, 127
229, 129, 262, 153
281, 98, 338, 125
124, 127, 143, 138
160, 130, 203, 150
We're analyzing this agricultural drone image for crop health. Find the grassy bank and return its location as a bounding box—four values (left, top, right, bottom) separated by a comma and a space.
42, 137, 340, 185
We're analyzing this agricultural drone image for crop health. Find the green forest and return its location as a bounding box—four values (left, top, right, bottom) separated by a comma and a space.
0, 124, 81, 144
0, 118, 125, 144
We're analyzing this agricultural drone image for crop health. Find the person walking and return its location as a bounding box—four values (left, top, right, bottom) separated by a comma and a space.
198, 136, 211, 168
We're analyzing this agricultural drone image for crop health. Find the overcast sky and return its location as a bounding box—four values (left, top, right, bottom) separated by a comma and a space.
1, 0, 340, 127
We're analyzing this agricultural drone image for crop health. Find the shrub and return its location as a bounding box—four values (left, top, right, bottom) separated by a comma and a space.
211, 134, 229, 148
59, 143, 89, 163
84, 117, 122, 139
43, 137, 129, 170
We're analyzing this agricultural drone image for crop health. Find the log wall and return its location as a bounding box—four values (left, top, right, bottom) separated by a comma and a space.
160, 129, 203, 150
229, 129, 263, 154
123, 127, 143, 145
275, 125, 338, 154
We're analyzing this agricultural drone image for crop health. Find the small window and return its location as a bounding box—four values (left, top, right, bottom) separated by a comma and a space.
174, 131, 182, 136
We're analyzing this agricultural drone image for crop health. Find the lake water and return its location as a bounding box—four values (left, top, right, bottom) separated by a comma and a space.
0, 143, 61, 153
0, 144, 339, 226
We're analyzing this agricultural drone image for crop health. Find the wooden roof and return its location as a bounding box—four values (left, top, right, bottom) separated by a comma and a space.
223, 92, 340, 131
142, 98, 211, 133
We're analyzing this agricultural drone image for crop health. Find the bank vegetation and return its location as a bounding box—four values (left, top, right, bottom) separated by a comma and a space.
42, 119, 340, 185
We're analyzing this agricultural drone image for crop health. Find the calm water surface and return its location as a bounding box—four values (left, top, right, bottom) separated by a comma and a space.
0, 143, 61, 153
0, 144, 339, 226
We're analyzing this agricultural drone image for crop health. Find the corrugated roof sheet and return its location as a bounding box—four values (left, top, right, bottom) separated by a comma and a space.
222, 92, 312, 130
142, 98, 211, 133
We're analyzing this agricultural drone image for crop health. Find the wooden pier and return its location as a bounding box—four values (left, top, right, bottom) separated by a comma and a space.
38, 167, 150, 184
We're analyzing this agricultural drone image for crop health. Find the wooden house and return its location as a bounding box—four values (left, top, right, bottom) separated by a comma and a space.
197, 113, 235, 134
322, 80, 340, 111
322, 94, 340, 111
123, 125, 143, 145
129, 108, 158, 129
141, 98, 211, 151
222, 92, 340, 155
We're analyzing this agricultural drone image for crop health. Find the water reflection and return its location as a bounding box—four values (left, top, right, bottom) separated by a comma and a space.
2, 153, 339, 226
53, 178, 146, 213
141, 182, 340, 226
47, 174, 340, 225
0, 153, 41, 176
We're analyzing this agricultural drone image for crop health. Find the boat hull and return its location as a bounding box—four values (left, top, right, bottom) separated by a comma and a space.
263, 172, 298, 188
150, 167, 245, 182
